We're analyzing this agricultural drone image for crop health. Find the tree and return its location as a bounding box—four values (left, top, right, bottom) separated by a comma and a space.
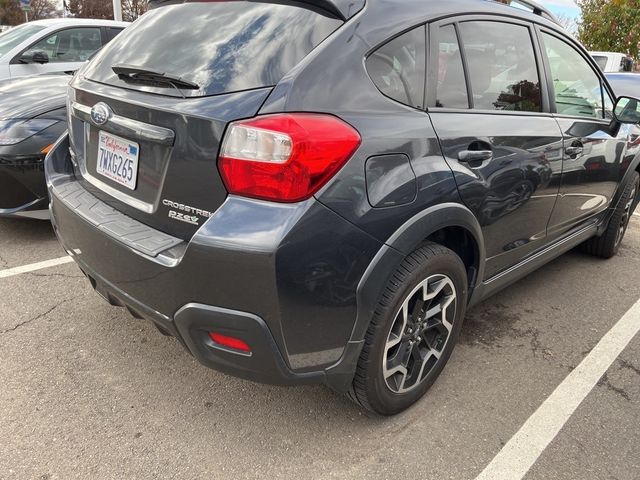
28, 0, 58, 20
0, 0, 27, 25
578, 0, 640, 60
68, 0, 113, 19
122, 0, 147, 21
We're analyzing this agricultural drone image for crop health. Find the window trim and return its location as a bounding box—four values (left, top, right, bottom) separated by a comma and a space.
537, 26, 617, 124
426, 14, 551, 116
10, 26, 104, 65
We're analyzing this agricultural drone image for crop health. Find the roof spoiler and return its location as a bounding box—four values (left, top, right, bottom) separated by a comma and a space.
147, 0, 365, 20
491, 0, 561, 25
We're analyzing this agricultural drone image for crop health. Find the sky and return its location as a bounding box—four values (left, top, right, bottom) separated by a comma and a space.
541, 0, 581, 23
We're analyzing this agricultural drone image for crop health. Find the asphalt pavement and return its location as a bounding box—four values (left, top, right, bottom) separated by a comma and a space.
0, 215, 638, 480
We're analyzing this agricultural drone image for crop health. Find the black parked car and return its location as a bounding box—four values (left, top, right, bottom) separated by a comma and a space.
607, 73, 640, 169
46, 0, 640, 415
0, 73, 70, 219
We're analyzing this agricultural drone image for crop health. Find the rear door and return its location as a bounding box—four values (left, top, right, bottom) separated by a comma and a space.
427, 17, 564, 279
539, 31, 633, 237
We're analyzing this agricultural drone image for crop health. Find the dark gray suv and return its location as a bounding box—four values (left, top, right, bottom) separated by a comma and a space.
46, 0, 640, 414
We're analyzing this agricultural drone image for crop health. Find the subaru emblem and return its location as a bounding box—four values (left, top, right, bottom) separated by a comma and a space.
90, 103, 111, 126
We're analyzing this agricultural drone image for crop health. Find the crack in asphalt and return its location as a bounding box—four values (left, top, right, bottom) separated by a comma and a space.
597, 372, 631, 402
25, 272, 84, 280
619, 359, 640, 376
0, 297, 77, 335
0, 252, 8, 269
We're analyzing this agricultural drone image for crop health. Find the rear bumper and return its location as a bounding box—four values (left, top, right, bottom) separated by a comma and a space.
0, 154, 49, 218
47, 135, 382, 389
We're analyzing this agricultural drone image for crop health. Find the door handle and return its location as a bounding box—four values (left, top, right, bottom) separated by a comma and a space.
458, 150, 493, 164
565, 143, 584, 158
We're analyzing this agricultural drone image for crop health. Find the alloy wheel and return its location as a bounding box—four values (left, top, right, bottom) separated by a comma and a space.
383, 274, 457, 394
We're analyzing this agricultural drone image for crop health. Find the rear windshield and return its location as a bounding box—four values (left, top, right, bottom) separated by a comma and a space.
84, 1, 343, 98
0, 24, 46, 58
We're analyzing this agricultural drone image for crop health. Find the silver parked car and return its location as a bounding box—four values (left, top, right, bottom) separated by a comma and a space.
0, 19, 128, 81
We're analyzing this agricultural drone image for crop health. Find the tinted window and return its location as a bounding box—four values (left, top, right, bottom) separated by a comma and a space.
0, 24, 45, 58
367, 26, 426, 108
543, 33, 605, 119
436, 25, 469, 109
84, 2, 342, 98
26, 28, 102, 63
592, 55, 608, 71
459, 21, 542, 112
105, 27, 124, 43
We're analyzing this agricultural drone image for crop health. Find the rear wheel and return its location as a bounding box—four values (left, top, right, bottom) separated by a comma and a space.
349, 243, 467, 415
581, 171, 639, 259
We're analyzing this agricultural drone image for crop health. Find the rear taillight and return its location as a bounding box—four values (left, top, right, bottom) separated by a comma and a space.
218, 113, 361, 202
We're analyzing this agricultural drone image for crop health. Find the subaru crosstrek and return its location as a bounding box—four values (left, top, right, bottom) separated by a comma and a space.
46, 0, 640, 415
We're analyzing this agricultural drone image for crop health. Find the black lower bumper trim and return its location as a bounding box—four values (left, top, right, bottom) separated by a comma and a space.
174, 303, 325, 386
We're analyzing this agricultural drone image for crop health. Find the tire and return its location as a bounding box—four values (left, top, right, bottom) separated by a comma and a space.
349, 242, 468, 415
581, 171, 639, 259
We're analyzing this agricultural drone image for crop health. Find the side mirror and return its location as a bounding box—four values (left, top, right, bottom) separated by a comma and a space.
19, 50, 49, 64
614, 96, 640, 125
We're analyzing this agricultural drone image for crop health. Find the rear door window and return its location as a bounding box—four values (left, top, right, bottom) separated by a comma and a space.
458, 21, 542, 112
84, 1, 342, 98
367, 26, 426, 108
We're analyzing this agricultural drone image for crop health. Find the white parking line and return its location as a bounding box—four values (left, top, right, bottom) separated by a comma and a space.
0, 256, 73, 279
476, 297, 640, 480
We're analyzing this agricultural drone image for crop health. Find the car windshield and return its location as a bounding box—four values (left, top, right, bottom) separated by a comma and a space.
0, 23, 46, 58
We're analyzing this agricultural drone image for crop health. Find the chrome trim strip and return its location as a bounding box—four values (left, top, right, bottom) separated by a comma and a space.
71, 101, 175, 146
82, 172, 155, 213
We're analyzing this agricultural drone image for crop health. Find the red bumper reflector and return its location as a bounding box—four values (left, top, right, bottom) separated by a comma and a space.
209, 332, 251, 353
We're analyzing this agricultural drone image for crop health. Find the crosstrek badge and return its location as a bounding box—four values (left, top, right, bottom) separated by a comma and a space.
162, 199, 214, 226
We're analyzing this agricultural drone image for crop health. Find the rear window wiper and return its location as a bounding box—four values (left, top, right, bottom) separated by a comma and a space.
112, 64, 200, 91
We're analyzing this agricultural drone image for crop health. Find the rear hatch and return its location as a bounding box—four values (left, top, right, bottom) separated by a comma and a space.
68, 1, 343, 240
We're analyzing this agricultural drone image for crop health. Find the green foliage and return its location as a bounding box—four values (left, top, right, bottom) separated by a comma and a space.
578, 0, 640, 60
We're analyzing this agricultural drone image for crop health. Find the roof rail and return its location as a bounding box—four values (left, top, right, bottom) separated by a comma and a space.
491, 0, 561, 25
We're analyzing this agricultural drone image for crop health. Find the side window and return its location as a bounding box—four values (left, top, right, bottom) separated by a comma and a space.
26, 28, 102, 63
436, 25, 469, 109
459, 21, 542, 112
542, 33, 605, 119
367, 26, 426, 108
105, 28, 124, 43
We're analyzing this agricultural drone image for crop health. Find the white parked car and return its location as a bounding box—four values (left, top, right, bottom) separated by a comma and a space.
590, 51, 635, 73
0, 19, 128, 81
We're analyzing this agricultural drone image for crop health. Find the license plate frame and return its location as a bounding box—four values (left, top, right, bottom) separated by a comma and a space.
95, 131, 140, 191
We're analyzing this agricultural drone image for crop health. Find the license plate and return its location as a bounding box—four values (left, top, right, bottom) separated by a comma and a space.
96, 131, 139, 191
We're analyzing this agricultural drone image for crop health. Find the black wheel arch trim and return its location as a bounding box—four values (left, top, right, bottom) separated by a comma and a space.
358, 202, 485, 339
598, 151, 640, 236
323, 203, 486, 392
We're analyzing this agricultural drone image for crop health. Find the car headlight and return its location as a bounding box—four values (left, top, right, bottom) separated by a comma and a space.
0, 119, 58, 146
